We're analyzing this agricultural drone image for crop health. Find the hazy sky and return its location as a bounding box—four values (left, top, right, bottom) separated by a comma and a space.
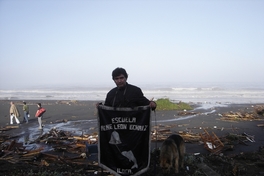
0, 0, 263, 89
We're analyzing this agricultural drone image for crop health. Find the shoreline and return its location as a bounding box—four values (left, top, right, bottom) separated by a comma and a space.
1, 82, 264, 105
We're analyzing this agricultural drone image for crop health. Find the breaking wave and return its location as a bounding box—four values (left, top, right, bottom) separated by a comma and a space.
1, 83, 264, 104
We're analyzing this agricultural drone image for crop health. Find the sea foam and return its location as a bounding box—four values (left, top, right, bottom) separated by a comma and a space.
1, 83, 264, 104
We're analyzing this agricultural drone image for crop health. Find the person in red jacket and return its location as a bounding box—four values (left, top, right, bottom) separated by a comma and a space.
35, 103, 45, 130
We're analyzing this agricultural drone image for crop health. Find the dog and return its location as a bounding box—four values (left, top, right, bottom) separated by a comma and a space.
160, 134, 185, 174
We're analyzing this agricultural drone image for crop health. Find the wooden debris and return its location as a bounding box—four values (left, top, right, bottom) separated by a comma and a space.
254, 105, 264, 116
221, 132, 256, 147
0, 127, 100, 166
4, 125, 20, 129
180, 132, 201, 143
0, 115, 260, 175
200, 129, 224, 154
178, 111, 199, 116
242, 132, 255, 142
40, 159, 49, 166
151, 124, 174, 141
220, 111, 260, 121
0, 125, 20, 132
56, 100, 78, 105
151, 124, 201, 143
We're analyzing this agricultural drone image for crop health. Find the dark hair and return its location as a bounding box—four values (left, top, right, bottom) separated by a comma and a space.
112, 67, 128, 80
37, 103, 41, 107
23, 101, 26, 105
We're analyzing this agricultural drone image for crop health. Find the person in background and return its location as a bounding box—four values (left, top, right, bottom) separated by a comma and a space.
9, 101, 20, 125
104, 67, 156, 109
35, 103, 45, 130
22, 101, 29, 123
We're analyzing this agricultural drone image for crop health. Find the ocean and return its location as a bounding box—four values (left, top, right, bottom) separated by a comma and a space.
4, 82, 264, 147
1, 82, 264, 104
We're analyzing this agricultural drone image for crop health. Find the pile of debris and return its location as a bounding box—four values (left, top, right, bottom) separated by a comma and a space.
0, 113, 263, 175
0, 127, 99, 174
152, 124, 201, 143
0, 127, 263, 176
219, 109, 264, 122
218, 104, 264, 122
254, 105, 264, 116
219, 111, 258, 121
200, 129, 224, 154
55, 100, 78, 105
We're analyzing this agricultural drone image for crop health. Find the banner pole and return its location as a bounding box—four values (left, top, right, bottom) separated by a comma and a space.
153, 109, 158, 175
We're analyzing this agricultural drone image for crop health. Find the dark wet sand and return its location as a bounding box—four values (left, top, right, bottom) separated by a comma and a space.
1, 100, 264, 155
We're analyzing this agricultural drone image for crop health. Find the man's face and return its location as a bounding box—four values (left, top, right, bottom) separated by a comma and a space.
113, 74, 127, 88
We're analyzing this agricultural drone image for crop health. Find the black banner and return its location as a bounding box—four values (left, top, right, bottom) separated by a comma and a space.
98, 105, 151, 176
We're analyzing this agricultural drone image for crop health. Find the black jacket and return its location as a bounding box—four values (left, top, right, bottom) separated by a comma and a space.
104, 83, 150, 108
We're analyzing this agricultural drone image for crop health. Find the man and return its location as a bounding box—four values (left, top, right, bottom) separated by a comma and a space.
98, 67, 156, 174
104, 67, 156, 109
22, 101, 29, 123
10, 101, 20, 124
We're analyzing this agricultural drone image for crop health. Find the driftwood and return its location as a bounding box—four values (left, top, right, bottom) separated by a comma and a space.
0, 127, 99, 166
0, 125, 19, 132
151, 124, 201, 143
56, 100, 78, 105
220, 111, 260, 121
3, 125, 20, 129
178, 111, 199, 116
254, 105, 264, 115
218, 105, 264, 122
179, 132, 201, 143
200, 129, 224, 154
0, 117, 259, 174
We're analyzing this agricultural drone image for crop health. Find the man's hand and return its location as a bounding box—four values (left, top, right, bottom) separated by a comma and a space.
96, 102, 102, 108
149, 98, 157, 110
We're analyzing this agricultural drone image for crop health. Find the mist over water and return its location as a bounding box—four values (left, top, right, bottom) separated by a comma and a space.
1, 82, 264, 104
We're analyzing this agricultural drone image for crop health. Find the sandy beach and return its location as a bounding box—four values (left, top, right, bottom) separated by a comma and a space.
1, 100, 263, 154
1, 100, 264, 175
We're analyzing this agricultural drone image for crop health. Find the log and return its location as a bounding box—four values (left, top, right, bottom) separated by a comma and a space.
4, 125, 19, 129
72, 136, 89, 141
